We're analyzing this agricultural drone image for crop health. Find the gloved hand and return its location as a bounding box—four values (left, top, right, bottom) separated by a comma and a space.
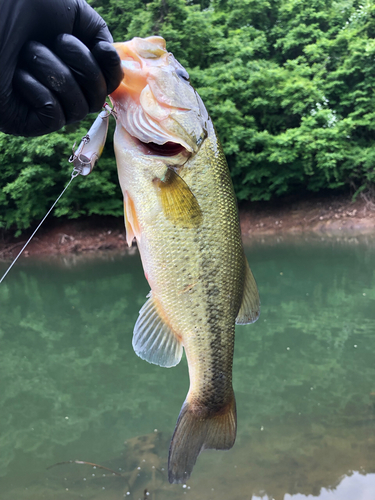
0, 0, 123, 136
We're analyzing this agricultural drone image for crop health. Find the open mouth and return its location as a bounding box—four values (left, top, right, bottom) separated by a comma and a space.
141, 140, 187, 157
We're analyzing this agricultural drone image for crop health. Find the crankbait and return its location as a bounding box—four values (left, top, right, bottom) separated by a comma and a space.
0, 104, 116, 284
70, 104, 115, 176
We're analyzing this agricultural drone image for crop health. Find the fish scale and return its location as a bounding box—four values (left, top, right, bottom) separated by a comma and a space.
110, 36, 260, 483
172, 125, 243, 402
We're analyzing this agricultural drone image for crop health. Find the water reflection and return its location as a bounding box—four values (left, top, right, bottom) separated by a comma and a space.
0, 236, 374, 499
284, 472, 375, 500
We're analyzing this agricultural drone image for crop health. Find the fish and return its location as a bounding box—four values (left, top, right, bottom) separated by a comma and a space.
109, 36, 260, 484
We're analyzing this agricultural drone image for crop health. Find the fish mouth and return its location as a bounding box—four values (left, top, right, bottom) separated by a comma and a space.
139, 140, 188, 157
114, 124, 193, 165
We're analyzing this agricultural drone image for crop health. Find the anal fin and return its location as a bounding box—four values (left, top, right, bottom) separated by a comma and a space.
133, 294, 183, 368
236, 258, 260, 325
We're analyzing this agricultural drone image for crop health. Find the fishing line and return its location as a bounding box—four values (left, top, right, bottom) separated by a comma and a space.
0, 167, 81, 284
0, 104, 115, 285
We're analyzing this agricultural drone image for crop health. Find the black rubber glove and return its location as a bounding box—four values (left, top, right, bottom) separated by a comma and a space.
0, 0, 123, 136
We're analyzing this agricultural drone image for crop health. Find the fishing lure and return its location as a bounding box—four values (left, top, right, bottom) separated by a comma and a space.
70, 104, 115, 176
0, 104, 116, 284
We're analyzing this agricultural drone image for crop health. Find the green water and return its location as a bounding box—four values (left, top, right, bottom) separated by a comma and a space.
0, 236, 374, 500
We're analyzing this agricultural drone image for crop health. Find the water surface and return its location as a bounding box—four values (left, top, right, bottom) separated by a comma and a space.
0, 236, 374, 499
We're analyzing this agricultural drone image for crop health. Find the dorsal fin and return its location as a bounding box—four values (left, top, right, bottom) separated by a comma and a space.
236, 258, 260, 325
133, 293, 183, 367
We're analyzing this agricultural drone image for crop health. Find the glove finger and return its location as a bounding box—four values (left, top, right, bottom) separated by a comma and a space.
72, 0, 113, 47
21, 41, 89, 124
53, 34, 107, 113
12, 69, 65, 136
91, 41, 123, 95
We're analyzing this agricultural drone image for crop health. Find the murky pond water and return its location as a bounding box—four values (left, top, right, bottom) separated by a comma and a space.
0, 236, 374, 500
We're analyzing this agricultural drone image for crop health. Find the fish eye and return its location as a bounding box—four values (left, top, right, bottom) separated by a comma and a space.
176, 68, 190, 81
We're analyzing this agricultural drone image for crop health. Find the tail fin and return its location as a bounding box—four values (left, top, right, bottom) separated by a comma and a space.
168, 394, 236, 484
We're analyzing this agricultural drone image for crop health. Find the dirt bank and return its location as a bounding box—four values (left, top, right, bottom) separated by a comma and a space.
240, 192, 375, 239
0, 193, 374, 261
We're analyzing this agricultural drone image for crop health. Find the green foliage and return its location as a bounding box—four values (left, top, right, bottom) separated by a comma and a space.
188, 0, 375, 200
0, 118, 122, 235
1, 0, 375, 231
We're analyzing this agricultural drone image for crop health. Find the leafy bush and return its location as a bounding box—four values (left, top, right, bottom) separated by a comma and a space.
0, 117, 122, 235
1, 0, 375, 232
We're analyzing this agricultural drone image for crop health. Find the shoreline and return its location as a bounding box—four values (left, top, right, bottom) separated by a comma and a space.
1, 193, 374, 261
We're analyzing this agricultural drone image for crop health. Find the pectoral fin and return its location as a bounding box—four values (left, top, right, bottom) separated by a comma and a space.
124, 191, 141, 247
154, 168, 203, 227
133, 293, 183, 368
236, 258, 260, 325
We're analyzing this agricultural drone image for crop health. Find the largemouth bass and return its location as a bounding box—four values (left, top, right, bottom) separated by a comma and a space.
110, 36, 260, 484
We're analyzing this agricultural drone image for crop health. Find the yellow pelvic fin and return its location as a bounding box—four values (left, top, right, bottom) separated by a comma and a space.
154, 168, 203, 228
133, 292, 183, 368
124, 191, 141, 247
236, 257, 260, 325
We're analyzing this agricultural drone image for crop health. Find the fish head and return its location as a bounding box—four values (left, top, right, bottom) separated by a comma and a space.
110, 36, 208, 161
